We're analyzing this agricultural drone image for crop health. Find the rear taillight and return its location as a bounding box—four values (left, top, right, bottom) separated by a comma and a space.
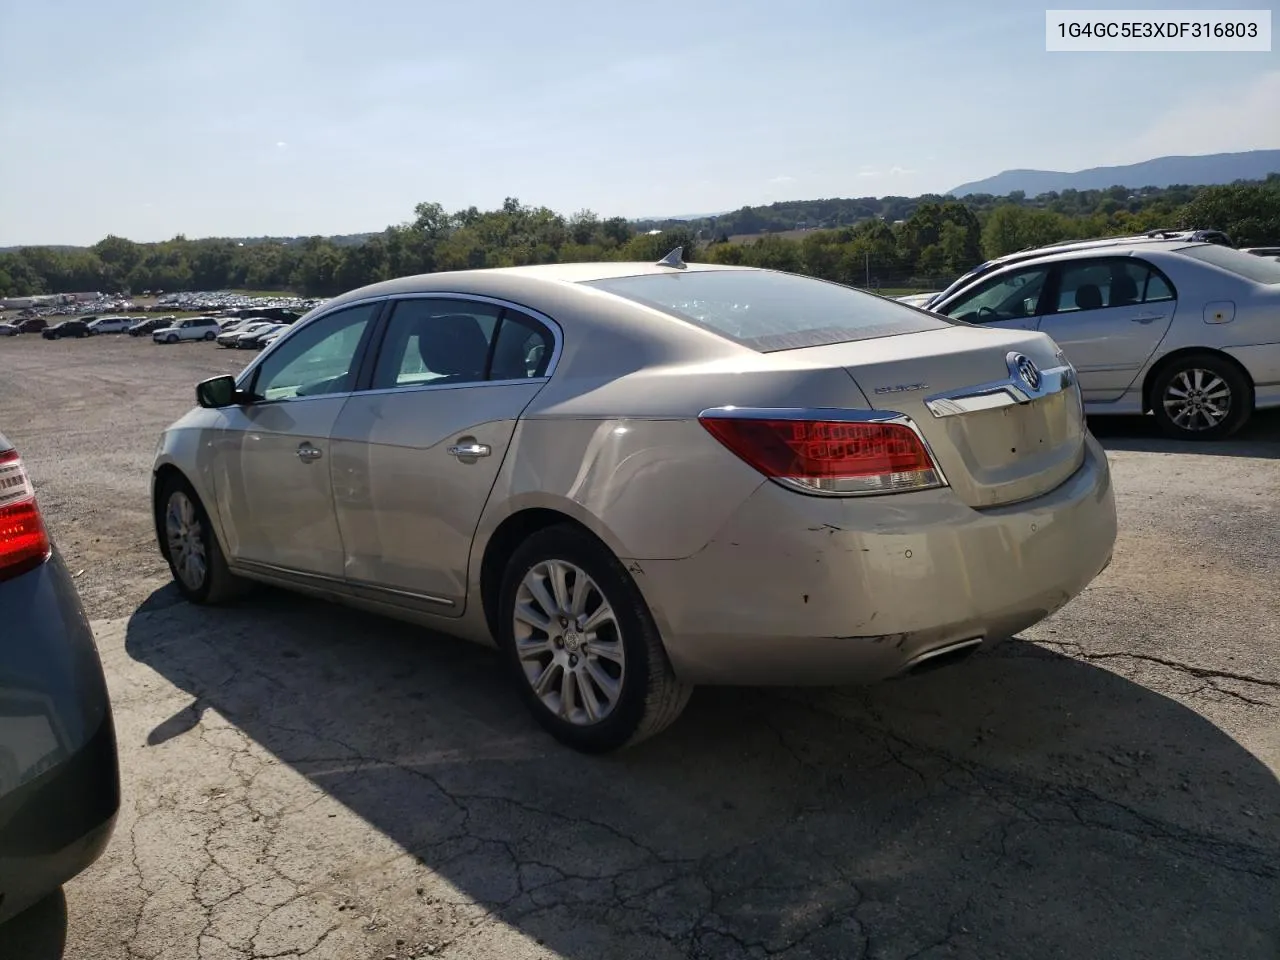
699, 410, 944, 496
0, 449, 52, 580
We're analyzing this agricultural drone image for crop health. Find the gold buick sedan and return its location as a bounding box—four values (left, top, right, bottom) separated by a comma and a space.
152, 254, 1117, 751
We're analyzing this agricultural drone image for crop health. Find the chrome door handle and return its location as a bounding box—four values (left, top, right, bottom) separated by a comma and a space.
296, 443, 323, 462
448, 442, 491, 459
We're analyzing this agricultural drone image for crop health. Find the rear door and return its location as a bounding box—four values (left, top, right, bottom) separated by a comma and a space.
934, 264, 1052, 332
210, 302, 381, 578
329, 296, 556, 615
1035, 256, 1176, 402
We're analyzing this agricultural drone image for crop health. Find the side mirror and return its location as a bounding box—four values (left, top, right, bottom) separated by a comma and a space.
196, 375, 242, 409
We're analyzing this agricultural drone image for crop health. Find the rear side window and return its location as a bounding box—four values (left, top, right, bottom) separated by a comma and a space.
586, 270, 953, 352
1049, 258, 1176, 314
1176, 244, 1280, 284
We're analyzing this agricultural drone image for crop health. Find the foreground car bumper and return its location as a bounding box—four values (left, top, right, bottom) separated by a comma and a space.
0, 554, 119, 924
638, 435, 1116, 686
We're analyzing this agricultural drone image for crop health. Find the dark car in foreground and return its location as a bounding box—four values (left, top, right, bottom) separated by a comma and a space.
17, 318, 48, 335
41, 320, 89, 340
0, 436, 119, 924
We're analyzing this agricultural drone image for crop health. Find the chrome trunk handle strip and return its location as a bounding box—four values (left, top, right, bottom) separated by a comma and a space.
924, 352, 1076, 418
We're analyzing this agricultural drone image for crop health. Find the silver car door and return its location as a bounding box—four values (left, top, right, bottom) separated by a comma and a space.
330, 297, 556, 616
934, 264, 1052, 332
210, 302, 380, 579
1036, 257, 1177, 402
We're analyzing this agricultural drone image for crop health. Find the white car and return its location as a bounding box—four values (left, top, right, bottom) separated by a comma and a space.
217, 321, 274, 348
926, 237, 1280, 439
87, 316, 134, 334
0, 323, 17, 337
153, 317, 220, 344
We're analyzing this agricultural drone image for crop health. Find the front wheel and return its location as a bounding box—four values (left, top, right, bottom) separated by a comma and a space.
498, 524, 691, 752
157, 477, 247, 604
165, 333, 178, 344
1151, 354, 1251, 440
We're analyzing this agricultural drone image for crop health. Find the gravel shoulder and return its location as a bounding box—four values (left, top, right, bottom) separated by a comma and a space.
1, 334, 1277, 960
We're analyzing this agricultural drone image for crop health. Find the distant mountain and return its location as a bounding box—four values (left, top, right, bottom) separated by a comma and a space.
950, 150, 1280, 197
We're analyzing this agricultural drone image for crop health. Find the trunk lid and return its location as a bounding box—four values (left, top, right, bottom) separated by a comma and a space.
787, 326, 1086, 508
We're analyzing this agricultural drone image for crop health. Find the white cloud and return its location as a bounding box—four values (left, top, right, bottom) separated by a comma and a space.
1121, 70, 1280, 162
276, 141, 287, 148
858, 169, 880, 177
888, 166, 915, 176
769, 175, 794, 183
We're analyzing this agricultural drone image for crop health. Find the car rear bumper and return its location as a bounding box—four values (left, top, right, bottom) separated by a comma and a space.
0, 555, 120, 923
636, 435, 1116, 686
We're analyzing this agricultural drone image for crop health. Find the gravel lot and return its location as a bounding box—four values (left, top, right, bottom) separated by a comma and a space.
1, 334, 1278, 960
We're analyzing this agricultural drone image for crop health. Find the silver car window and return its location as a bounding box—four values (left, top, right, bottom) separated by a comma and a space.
1048, 258, 1176, 314
587, 270, 953, 352
1176, 243, 1280, 284
371, 299, 504, 390
939, 265, 1051, 323
250, 303, 377, 401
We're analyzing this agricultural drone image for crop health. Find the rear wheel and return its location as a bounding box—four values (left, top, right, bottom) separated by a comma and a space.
158, 476, 247, 604
203, 330, 216, 341
497, 524, 691, 752
1151, 353, 1251, 440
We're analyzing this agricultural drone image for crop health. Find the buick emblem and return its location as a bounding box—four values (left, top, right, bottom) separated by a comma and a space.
1011, 353, 1041, 390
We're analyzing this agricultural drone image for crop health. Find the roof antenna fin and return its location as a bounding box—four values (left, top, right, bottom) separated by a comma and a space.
655, 246, 686, 269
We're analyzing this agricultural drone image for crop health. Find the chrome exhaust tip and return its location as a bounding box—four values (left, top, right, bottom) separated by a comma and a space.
906, 637, 984, 676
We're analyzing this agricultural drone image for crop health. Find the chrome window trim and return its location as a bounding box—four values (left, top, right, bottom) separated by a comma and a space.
697, 405, 949, 495
353, 376, 550, 400
924, 354, 1077, 418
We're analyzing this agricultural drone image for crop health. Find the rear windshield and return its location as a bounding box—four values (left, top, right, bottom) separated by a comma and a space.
1176, 244, 1280, 284
586, 270, 953, 352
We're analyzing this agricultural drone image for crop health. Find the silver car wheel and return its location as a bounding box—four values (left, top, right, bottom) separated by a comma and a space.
513, 559, 625, 726
1162, 368, 1232, 431
165, 491, 208, 591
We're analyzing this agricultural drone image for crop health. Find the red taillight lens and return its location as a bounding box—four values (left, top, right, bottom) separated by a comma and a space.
699, 414, 943, 495
0, 449, 52, 580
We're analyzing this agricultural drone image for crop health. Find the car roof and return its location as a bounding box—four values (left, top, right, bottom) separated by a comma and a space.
319, 260, 753, 313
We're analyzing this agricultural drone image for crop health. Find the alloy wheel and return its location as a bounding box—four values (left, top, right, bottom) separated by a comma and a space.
165, 491, 208, 591
513, 559, 625, 725
1162, 368, 1232, 432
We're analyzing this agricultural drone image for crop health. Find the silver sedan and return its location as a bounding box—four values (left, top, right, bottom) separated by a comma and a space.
151, 256, 1117, 751
927, 240, 1280, 439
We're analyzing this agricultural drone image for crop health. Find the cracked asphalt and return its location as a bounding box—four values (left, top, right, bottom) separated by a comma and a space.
1, 335, 1278, 960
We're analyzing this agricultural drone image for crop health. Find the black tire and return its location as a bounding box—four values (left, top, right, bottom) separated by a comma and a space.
166, 333, 178, 344
1150, 353, 1251, 441
203, 330, 216, 341
497, 524, 691, 752
156, 475, 248, 605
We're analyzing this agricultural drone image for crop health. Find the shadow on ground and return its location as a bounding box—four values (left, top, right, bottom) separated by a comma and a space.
1089, 407, 1280, 458
0, 888, 67, 960
119, 585, 1280, 959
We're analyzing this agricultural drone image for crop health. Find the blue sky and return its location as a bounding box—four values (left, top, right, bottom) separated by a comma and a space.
0, 0, 1276, 245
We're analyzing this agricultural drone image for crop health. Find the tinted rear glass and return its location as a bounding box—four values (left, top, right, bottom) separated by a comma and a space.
586, 270, 953, 352
1176, 244, 1280, 284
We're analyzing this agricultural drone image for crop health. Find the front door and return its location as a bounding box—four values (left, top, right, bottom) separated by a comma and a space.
330, 297, 556, 614
1036, 257, 1177, 403
211, 302, 380, 578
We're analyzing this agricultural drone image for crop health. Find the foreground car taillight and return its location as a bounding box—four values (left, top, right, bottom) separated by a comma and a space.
699, 409, 945, 496
0, 449, 52, 581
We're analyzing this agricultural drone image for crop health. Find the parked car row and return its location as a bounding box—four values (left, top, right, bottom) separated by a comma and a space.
0, 313, 296, 349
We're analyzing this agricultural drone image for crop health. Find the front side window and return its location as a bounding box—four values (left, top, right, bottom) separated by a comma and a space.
939, 266, 1050, 323
1048, 258, 1176, 314
249, 303, 377, 401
